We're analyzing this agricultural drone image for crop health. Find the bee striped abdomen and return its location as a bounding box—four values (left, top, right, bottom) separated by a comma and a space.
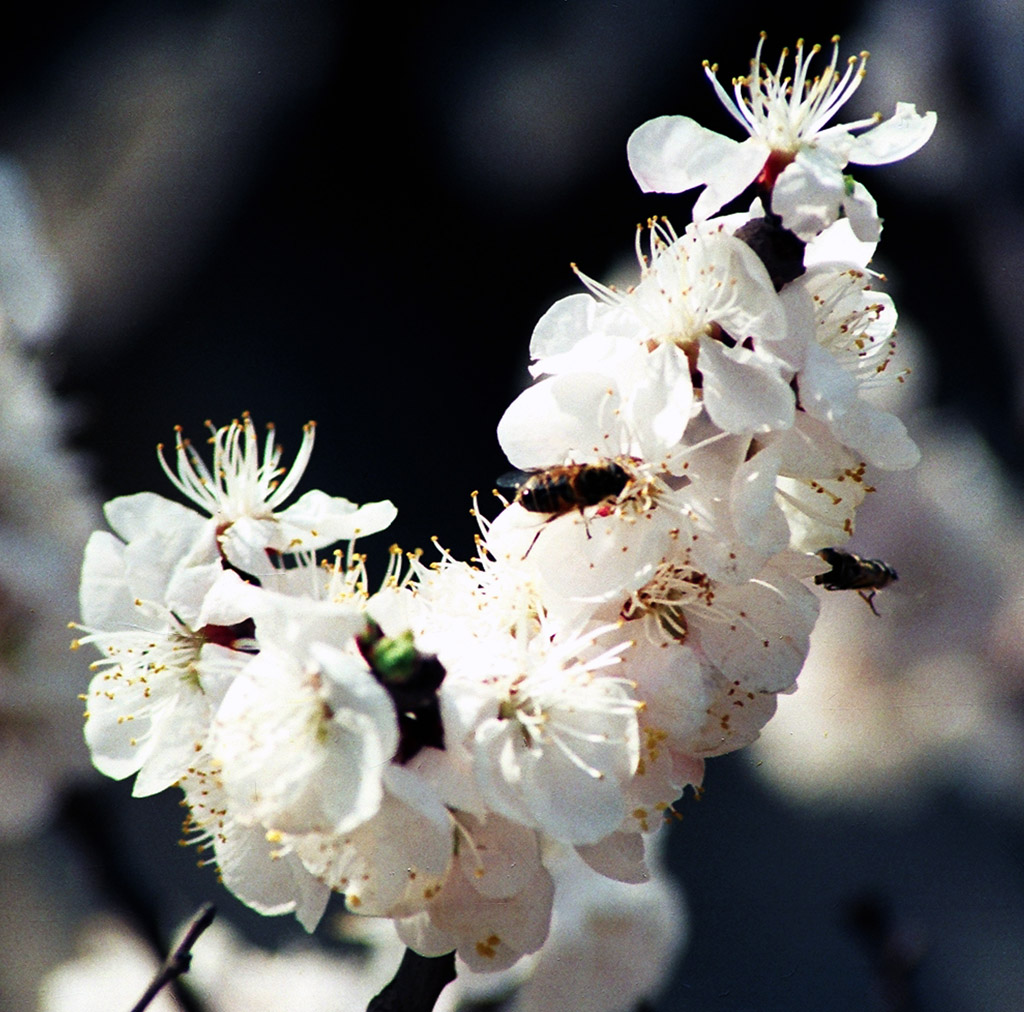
512, 462, 629, 515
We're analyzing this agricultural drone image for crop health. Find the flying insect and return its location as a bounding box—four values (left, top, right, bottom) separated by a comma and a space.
814, 547, 898, 616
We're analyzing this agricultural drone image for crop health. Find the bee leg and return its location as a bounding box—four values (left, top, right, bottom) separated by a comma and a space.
521, 527, 544, 560
577, 505, 593, 540
858, 589, 881, 616
522, 514, 560, 560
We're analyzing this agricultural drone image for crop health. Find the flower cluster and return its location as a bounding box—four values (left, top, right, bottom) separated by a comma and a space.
73, 35, 934, 977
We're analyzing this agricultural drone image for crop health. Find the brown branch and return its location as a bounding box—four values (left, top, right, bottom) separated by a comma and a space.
129, 903, 217, 1012
367, 948, 456, 1012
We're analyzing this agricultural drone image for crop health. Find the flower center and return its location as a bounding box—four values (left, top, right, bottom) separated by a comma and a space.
621, 562, 715, 643
704, 33, 874, 154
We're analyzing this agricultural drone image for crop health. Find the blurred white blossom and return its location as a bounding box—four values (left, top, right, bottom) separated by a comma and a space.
0, 313, 98, 838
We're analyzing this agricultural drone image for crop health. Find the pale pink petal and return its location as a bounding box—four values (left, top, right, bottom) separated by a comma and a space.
576, 831, 650, 884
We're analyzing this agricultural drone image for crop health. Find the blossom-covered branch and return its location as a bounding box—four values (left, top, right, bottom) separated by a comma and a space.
72, 31, 935, 1009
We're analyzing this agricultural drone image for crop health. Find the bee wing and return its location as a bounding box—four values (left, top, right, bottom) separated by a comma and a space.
495, 469, 531, 494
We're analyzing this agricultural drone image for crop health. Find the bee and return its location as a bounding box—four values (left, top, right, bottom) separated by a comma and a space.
499, 461, 630, 514
497, 461, 631, 554
814, 547, 898, 616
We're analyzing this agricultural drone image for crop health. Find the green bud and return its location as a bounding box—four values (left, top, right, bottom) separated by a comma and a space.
370, 629, 420, 684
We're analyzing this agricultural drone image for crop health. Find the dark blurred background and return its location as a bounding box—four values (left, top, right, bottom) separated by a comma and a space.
5, 0, 1024, 1009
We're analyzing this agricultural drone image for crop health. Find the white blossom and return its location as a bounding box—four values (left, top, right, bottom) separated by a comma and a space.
208, 640, 397, 835
290, 765, 454, 917
178, 761, 331, 932
505, 220, 793, 455
395, 813, 555, 972
158, 413, 396, 576
73, 523, 244, 796
784, 262, 919, 469
505, 841, 688, 1012
628, 33, 936, 240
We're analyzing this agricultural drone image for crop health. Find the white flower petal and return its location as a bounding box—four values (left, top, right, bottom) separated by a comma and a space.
497, 373, 624, 468
295, 786, 452, 916
627, 116, 756, 202
699, 338, 795, 433
517, 738, 632, 845
393, 910, 455, 959
129, 691, 213, 797
530, 292, 603, 361
772, 148, 847, 240
105, 492, 216, 610
103, 491, 206, 546
276, 490, 397, 547
84, 670, 208, 795
688, 564, 818, 693
706, 233, 790, 347
803, 216, 878, 269
765, 414, 856, 477
847, 102, 938, 166
455, 812, 541, 899
212, 647, 395, 835
219, 515, 279, 576
180, 772, 332, 931
627, 342, 696, 456
775, 472, 863, 551
690, 138, 769, 219
513, 843, 686, 1012
519, 505, 667, 604
799, 340, 859, 419
730, 447, 790, 555
833, 402, 920, 470
218, 832, 330, 933
422, 860, 555, 972
78, 530, 136, 629
842, 179, 882, 243
692, 681, 778, 757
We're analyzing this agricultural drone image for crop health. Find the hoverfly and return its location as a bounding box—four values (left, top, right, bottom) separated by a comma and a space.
814, 547, 898, 616
497, 460, 631, 555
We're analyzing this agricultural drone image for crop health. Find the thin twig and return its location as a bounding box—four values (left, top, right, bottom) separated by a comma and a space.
367, 948, 456, 1012
58, 784, 211, 1012
129, 903, 217, 1012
